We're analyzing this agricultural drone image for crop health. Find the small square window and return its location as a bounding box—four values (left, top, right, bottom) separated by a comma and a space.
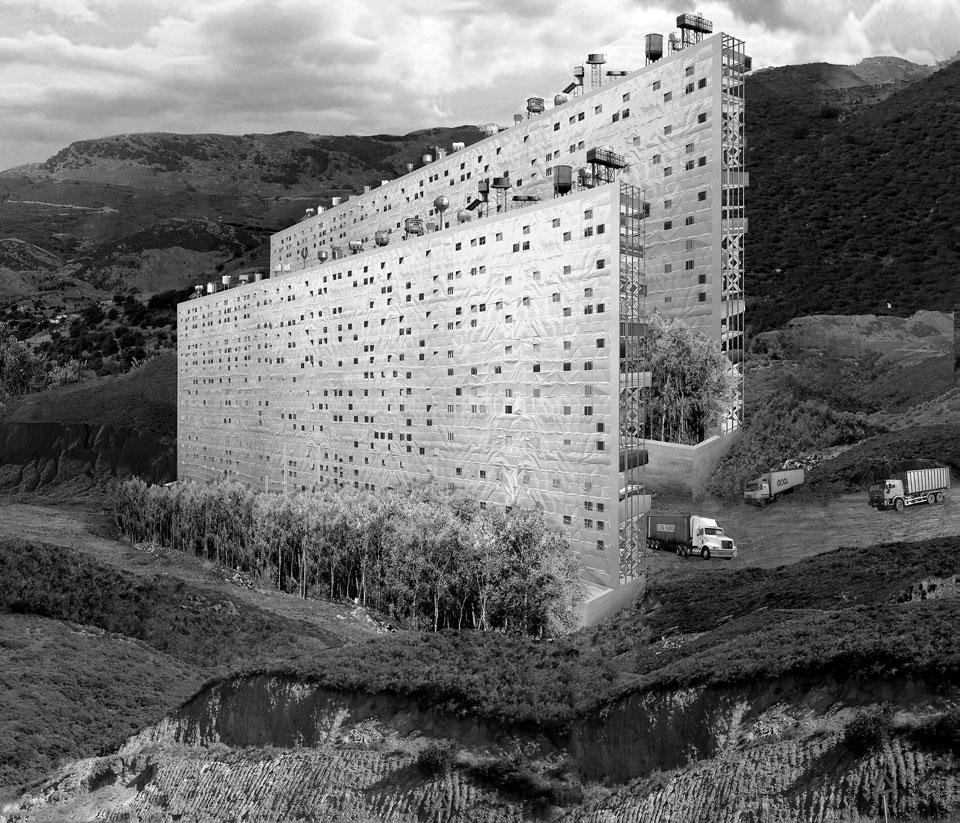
698, 190, 707, 201
699, 292, 707, 303
698, 77, 707, 89
652, 80, 661, 91
663, 91, 672, 102
698, 112, 707, 124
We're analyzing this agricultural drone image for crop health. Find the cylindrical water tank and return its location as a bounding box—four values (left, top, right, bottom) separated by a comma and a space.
331, 196, 342, 206
554, 92, 569, 106
374, 230, 390, 247
587, 53, 606, 64
526, 96, 545, 114
206, 282, 216, 294
491, 176, 511, 189
221, 275, 232, 287
483, 122, 499, 136
433, 195, 450, 213
406, 163, 415, 172
452, 141, 465, 151
318, 250, 329, 262
513, 113, 523, 123
554, 165, 573, 195
422, 154, 433, 164
238, 273, 250, 284
348, 241, 364, 253
404, 217, 424, 236
363, 185, 371, 193
305, 207, 314, 217
457, 209, 472, 223
645, 33, 664, 62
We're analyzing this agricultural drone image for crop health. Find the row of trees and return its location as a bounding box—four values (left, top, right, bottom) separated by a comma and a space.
112, 479, 584, 637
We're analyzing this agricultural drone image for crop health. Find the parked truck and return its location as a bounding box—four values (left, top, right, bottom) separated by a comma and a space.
868, 467, 950, 512
646, 514, 738, 560
743, 468, 805, 506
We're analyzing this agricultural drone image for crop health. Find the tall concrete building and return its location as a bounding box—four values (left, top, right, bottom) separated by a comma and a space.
177, 16, 749, 588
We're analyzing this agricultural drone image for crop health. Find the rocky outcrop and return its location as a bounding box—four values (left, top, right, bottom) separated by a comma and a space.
0, 421, 174, 494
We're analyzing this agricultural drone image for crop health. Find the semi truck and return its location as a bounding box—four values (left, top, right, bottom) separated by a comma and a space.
743, 468, 805, 506
868, 467, 950, 512
646, 514, 738, 560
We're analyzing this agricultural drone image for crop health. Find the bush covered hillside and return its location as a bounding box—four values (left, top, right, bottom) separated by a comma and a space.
746, 60, 960, 331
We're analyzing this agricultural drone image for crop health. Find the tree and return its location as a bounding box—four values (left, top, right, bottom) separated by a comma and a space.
643, 313, 739, 444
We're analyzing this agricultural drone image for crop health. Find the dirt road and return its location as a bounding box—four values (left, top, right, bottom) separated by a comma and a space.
645, 490, 960, 574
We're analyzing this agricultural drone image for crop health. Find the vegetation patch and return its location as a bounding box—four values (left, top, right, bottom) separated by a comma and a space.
112, 480, 583, 636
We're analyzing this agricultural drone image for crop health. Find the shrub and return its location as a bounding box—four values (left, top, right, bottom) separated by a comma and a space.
843, 705, 894, 754
912, 708, 960, 755
416, 741, 458, 776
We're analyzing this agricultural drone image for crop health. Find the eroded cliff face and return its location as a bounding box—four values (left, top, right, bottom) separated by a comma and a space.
0, 422, 174, 494
5, 673, 959, 823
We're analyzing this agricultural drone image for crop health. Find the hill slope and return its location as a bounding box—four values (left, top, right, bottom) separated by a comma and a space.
746, 59, 960, 331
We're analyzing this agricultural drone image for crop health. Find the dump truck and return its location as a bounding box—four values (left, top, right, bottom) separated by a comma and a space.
646, 514, 737, 560
743, 468, 805, 506
868, 467, 950, 512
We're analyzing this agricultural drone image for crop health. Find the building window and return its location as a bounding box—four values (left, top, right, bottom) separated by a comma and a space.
652, 80, 660, 90
698, 112, 707, 124
686, 260, 695, 270
698, 190, 707, 201
664, 220, 672, 230
699, 292, 707, 302
699, 77, 707, 89
663, 91, 672, 102
664, 167, 672, 177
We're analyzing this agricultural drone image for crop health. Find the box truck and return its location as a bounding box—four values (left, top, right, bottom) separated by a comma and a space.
868, 467, 950, 512
743, 468, 805, 506
646, 514, 738, 560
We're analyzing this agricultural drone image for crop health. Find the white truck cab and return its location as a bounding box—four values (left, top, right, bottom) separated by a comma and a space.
690, 516, 737, 559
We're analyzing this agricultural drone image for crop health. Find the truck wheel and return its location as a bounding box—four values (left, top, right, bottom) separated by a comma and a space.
927, 493, 936, 506
701, 547, 711, 560
676, 546, 683, 557
895, 498, 905, 513
937, 492, 945, 503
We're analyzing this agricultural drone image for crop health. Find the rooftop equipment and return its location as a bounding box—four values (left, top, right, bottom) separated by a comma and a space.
404, 217, 424, 237
221, 275, 232, 288
451, 141, 465, 151
586, 53, 606, 89
572, 64, 585, 94
526, 96, 545, 117
348, 241, 364, 253
587, 146, 626, 184
606, 70, 627, 78
456, 208, 472, 223
433, 196, 450, 229
374, 229, 390, 247
206, 282, 216, 294
304, 207, 315, 217
562, 81, 578, 95
331, 196, 342, 206
422, 154, 433, 164
645, 33, 664, 63
318, 250, 329, 262
406, 163, 415, 172
554, 164, 573, 196
677, 12, 713, 47
238, 273, 251, 284
491, 175, 511, 213
483, 122, 499, 136
668, 32, 680, 51
513, 113, 523, 124
554, 92, 570, 106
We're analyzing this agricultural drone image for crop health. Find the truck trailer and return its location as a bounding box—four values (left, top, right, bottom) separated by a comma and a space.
646, 514, 738, 560
743, 468, 805, 506
868, 467, 950, 512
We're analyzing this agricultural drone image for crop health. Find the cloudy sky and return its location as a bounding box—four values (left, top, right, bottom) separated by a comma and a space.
0, 0, 956, 171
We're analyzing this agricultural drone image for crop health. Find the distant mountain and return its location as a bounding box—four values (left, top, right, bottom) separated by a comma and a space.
0, 126, 487, 301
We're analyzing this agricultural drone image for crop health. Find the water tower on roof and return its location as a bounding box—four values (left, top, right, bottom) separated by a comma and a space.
677, 12, 713, 48
586, 53, 606, 90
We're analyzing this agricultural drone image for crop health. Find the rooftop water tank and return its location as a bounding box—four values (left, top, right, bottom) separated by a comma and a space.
587, 53, 606, 65
305, 207, 315, 217
221, 275, 232, 287
554, 165, 573, 195
422, 154, 433, 164
645, 33, 664, 62
318, 250, 329, 262
238, 273, 251, 284
404, 217, 424, 236
406, 163, 415, 172
483, 123, 499, 136
348, 241, 364, 253
526, 96, 545, 114
457, 209, 472, 223
206, 282, 216, 294
374, 230, 390, 247
331, 196, 342, 206
491, 176, 511, 189
554, 92, 569, 106
452, 141, 465, 151
433, 195, 450, 212
513, 113, 523, 124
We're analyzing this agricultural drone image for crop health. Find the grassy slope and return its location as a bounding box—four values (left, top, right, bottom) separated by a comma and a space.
0, 538, 350, 791
746, 61, 960, 331
0, 352, 175, 434
218, 537, 960, 732
0, 612, 203, 792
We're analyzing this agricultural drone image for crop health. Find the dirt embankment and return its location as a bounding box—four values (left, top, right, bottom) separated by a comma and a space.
9, 671, 958, 822
0, 353, 176, 495
0, 421, 174, 494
